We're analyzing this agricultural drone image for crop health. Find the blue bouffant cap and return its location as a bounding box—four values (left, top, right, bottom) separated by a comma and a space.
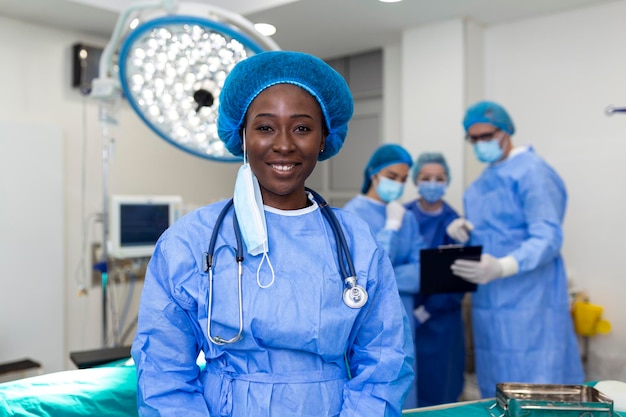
217, 50, 354, 161
361, 144, 413, 194
411, 152, 451, 185
463, 100, 515, 135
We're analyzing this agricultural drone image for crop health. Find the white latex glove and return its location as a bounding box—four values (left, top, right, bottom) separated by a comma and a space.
446, 218, 474, 243
450, 254, 519, 284
385, 201, 406, 231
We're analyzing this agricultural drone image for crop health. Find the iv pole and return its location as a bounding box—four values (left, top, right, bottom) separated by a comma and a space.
92, 0, 177, 347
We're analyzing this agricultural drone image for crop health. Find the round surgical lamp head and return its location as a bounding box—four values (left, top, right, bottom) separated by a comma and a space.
118, 14, 272, 162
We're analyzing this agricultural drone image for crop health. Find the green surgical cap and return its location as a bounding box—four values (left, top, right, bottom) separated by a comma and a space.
361, 144, 413, 194
217, 51, 354, 161
463, 100, 515, 135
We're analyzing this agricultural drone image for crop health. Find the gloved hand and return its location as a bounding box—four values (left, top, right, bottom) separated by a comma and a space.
384, 201, 406, 231
446, 218, 474, 243
450, 254, 519, 284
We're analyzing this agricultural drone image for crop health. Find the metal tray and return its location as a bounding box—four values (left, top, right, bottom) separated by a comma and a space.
489, 383, 614, 417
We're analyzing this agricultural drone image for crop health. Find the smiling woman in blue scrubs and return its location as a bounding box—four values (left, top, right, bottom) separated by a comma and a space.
131, 51, 414, 417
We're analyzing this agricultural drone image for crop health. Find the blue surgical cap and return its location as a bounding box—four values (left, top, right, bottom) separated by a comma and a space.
463, 100, 515, 135
217, 50, 354, 161
361, 144, 413, 194
411, 152, 451, 185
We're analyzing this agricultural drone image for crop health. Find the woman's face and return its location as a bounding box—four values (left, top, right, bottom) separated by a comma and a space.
244, 83, 326, 209
416, 163, 447, 184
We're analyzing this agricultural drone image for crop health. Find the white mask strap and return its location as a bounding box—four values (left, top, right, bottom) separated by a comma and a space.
242, 129, 248, 164
256, 253, 275, 288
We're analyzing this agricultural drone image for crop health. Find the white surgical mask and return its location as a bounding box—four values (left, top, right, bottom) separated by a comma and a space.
232, 131, 275, 288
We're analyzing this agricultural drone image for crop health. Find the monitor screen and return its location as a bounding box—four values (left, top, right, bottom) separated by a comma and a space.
119, 203, 170, 248
109, 195, 182, 259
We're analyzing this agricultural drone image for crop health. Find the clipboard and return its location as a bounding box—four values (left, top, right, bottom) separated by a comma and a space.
420, 245, 482, 294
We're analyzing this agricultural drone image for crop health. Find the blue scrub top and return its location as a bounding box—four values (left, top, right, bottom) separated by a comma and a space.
132, 196, 415, 416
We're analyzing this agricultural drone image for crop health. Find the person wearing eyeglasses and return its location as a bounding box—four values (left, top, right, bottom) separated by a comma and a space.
404, 152, 466, 407
343, 143, 424, 409
447, 100, 583, 398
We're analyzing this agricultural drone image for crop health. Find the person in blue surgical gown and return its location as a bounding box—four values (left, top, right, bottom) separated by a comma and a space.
404, 152, 466, 407
343, 143, 423, 410
448, 100, 584, 398
131, 51, 414, 417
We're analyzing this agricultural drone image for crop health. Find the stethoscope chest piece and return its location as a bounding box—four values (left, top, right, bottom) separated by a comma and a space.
343, 276, 368, 309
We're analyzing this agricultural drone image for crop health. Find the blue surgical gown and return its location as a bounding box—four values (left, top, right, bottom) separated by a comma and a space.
132, 197, 414, 417
405, 200, 466, 407
343, 195, 423, 410
464, 147, 584, 398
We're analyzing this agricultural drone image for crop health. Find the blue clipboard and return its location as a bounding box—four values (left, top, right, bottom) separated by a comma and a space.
420, 245, 482, 294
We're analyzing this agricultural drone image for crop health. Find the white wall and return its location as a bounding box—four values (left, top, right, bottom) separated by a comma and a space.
0, 123, 64, 373
0, 15, 240, 369
483, 1, 626, 380
399, 20, 467, 211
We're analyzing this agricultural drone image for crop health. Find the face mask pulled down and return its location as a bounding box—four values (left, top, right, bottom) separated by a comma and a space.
233, 131, 275, 288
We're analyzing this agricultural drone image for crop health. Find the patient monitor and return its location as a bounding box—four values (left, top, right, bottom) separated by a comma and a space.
108, 195, 182, 259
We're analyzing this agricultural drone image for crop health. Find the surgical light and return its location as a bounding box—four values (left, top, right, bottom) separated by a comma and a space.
93, 1, 279, 162
118, 15, 268, 161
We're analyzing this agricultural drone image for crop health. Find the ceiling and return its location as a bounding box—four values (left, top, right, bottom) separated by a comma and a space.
0, 0, 619, 59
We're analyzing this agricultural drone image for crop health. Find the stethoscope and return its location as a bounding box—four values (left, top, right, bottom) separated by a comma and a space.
203, 188, 368, 345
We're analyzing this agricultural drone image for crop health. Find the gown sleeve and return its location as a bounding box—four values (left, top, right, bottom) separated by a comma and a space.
132, 235, 211, 417
375, 228, 398, 260
508, 165, 566, 274
340, 247, 415, 417
391, 213, 422, 294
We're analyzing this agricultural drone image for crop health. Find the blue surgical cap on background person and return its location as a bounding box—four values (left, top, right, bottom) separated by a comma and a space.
411, 152, 451, 185
463, 100, 515, 135
361, 144, 413, 194
217, 50, 354, 161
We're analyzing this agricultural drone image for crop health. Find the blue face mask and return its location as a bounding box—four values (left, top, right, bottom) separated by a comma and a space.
376, 176, 404, 203
233, 131, 268, 257
233, 163, 268, 257
473, 138, 503, 163
418, 181, 447, 203
233, 131, 275, 288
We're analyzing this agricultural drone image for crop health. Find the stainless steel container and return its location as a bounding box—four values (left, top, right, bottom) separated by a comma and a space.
489, 383, 614, 417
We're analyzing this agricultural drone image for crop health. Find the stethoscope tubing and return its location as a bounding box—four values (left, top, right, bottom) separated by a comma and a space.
204, 189, 367, 345
305, 188, 357, 279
